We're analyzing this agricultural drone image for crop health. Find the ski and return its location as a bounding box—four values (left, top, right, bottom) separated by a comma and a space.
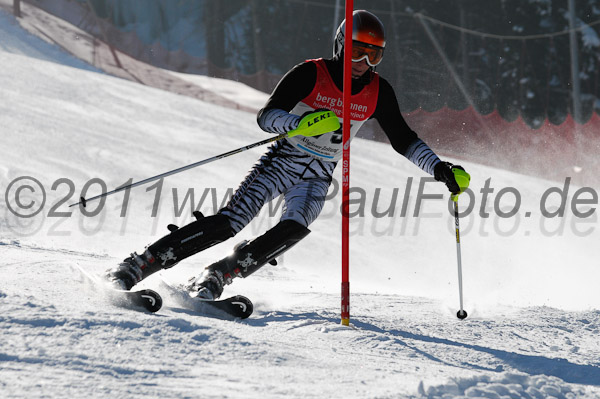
105, 288, 163, 313
158, 279, 253, 319
73, 262, 163, 313
196, 295, 253, 319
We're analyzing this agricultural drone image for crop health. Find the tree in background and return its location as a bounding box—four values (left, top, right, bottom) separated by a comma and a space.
79, 0, 600, 126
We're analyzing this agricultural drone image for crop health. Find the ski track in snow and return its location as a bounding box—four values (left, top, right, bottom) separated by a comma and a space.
1, 6, 599, 399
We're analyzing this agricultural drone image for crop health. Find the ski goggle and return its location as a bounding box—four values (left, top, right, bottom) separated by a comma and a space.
351, 40, 385, 67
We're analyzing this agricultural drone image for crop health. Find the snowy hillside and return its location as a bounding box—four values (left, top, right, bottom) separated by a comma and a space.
1, 8, 599, 399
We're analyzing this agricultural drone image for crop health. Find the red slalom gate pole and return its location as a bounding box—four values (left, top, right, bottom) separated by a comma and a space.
341, 1, 353, 326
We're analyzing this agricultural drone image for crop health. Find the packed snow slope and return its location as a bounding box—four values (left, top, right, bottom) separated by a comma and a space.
1, 8, 599, 399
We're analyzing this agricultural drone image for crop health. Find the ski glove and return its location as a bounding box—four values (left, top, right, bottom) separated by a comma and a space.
288, 109, 340, 138
434, 162, 470, 200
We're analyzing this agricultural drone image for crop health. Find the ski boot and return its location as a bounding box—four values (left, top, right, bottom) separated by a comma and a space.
185, 220, 310, 299
185, 269, 226, 300
105, 212, 234, 290
104, 250, 154, 290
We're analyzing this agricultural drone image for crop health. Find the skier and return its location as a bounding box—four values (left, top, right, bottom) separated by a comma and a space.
105, 10, 469, 300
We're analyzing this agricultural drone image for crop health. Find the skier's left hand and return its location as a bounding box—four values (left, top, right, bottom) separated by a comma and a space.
434, 162, 470, 198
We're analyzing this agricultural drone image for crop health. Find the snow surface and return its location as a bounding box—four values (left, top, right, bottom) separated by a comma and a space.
1, 8, 599, 399
166, 70, 269, 111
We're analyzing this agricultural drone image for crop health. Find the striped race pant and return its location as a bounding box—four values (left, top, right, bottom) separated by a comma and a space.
220, 139, 336, 234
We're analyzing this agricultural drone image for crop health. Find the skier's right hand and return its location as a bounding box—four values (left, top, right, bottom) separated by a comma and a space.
288, 109, 340, 137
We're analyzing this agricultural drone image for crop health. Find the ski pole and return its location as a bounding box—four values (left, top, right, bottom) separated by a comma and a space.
69, 133, 287, 208
454, 198, 467, 319
70, 110, 340, 208
450, 167, 470, 320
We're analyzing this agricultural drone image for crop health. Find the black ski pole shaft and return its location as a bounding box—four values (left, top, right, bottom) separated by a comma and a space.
69, 133, 288, 208
454, 199, 468, 319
